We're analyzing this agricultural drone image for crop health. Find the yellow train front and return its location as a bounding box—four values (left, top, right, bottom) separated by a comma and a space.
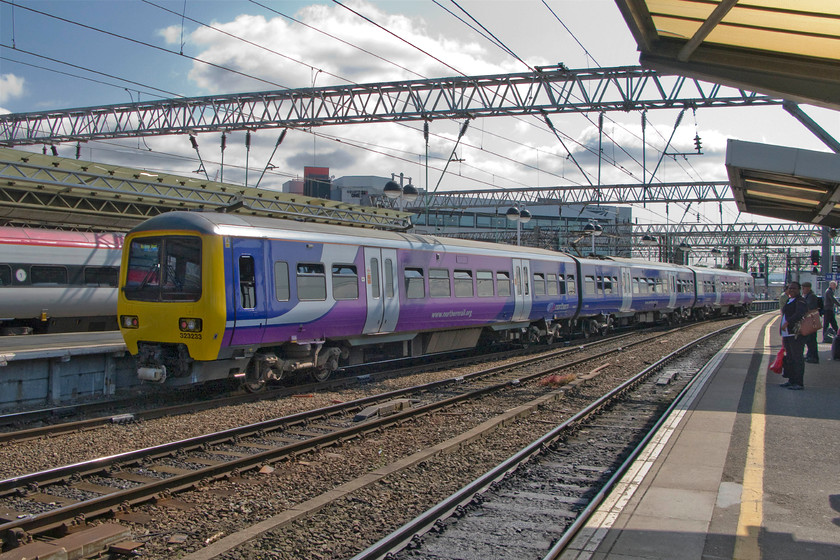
118, 213, 230, 386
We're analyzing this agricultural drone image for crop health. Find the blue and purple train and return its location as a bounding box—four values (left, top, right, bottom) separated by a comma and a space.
117, 211, 754, 390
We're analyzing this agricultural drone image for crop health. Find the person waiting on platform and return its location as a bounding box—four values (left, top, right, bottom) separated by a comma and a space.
824, 281, 839, 343
801, 282, 820, 363
780, 282, 808, 390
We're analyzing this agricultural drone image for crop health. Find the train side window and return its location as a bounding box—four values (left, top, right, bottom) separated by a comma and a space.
632, 278, 639, 294
477, 271, 494, 297
297, 263, 326, 301
384, 259, 395, 298
596, 276, 604, 294
533, 273, 546, 296
584, 276, 595, 295
332, 264, 359, 300
547, 273, 558, 296
239, 256, 256, 309
558, 275, 567, 295
404, 267, 425, 299
454, 270, 474, 298
84, 266, 118, 287
369, 258, 381, 299
566, 274, 576, 295
0, 264, 9, 286
429, 268, 451, 298
514, 267, 521, 296
31, 265, 68, 285
523, 267, 530, 295
603, 276, 613, 294
274, 261, 290, 301
497, 271, 511, 297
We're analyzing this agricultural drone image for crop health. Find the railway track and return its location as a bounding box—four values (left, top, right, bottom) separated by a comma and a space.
0, 326, 662, 445
0, 320, 743, 558
350, 325, 738, 560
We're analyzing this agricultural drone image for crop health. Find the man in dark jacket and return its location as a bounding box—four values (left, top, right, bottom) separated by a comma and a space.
801, 282, 820, 363
781, 282, 808, 390
824, 281, 839, 342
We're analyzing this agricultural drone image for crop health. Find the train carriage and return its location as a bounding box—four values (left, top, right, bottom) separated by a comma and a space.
118, 212, 580, 389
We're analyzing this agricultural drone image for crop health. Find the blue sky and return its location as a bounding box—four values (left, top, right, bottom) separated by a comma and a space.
1, 0, 838, 228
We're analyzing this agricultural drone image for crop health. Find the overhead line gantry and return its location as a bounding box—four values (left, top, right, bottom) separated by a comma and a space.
0, 66, 781, 145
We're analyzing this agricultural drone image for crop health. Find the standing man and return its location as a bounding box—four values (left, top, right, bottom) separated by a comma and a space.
781, 282, 808, 390
824, 280, 839, 342
801, 282, 820, 363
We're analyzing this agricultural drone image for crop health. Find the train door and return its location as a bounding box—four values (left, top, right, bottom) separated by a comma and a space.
620, 267, 632, 312
363, 247, 399, 334
715, 276, 722, 305
668, 272, 677, 309
230, 239, 268, 345
512, 258, 533, 321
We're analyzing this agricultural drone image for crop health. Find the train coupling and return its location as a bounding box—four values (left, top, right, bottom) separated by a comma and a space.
138, 366, 167, 383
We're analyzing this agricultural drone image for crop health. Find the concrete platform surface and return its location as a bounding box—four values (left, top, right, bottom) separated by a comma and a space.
562, 313, 840, 560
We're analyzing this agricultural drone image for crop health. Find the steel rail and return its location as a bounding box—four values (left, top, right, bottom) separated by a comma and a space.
0, 326, 684, 543
349, 324, 738, 560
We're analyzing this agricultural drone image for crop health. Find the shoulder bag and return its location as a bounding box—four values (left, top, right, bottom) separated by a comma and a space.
798, 309, 822, 337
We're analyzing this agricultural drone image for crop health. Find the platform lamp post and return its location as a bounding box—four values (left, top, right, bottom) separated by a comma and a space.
678, 242, 691, 265
584, 222, 603, 256
710, 247, 722, 268
506, 207, 531, 246
641, 234, 656, 260
383, 178, 419, 211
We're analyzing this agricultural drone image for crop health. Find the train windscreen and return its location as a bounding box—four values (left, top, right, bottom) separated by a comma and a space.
124, 236, 202, 301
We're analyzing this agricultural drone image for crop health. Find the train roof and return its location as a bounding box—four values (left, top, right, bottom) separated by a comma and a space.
0, 226, 124, 249
129, 211, 578, 261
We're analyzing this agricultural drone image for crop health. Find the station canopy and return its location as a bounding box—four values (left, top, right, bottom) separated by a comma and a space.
614, 0, 840, 109
616, 0, 840, 228
726, 139, 840, 228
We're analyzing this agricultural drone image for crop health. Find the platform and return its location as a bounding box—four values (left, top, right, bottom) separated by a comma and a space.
562, 312, 840, 560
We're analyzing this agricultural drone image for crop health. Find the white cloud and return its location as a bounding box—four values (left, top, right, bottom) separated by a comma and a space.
0, 74, 25, 104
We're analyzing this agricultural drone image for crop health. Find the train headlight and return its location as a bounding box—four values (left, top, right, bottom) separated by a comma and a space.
179, 317, 202, 332
121, 315, 139, 329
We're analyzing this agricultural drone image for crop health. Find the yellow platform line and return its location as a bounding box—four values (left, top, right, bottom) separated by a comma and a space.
734, 320, 774, 559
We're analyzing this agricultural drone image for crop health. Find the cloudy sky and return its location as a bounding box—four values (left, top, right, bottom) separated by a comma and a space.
1, 0, 838, 227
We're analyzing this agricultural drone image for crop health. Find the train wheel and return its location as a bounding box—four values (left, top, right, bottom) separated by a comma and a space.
310, 366, 331, 383
242, 360, 269, 393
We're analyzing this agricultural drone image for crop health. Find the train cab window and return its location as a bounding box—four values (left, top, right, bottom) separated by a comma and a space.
31, 266, 68, 285
533, 273, 546, 296
274, 261, 290, 301
124, 236, 202, 302
84, 266, 118, 287
454, 270, 474, 298
497, 271, 512, 297
384, 259, 395, 298
404, 268, 425, 299
297, 263, 326, 301
0, 264, 9, 286
369, 258, 381, 299
477, 271, 494, 297
239, 256, 257, 309
430, 268, 451, 298
332, 264, 359, 300
547, 274, 558, 296
584, 276, 596, 295
566, 274, 576, 295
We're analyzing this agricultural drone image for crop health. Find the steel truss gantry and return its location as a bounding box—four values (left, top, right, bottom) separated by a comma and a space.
0, 148, 411, 231
396, 181, 734, 209
0, 66, 781, 146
